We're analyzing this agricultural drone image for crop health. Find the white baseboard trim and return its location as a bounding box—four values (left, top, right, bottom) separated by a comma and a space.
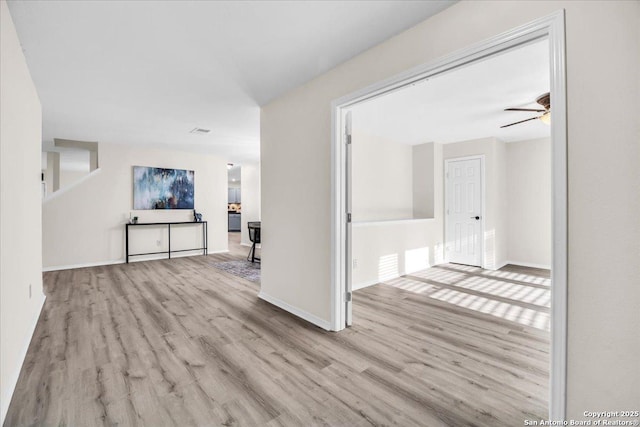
240, 242, 261, 248
43, 259, 124, 272
1, 294, 46, 424
258, 291, 332, 331
504, 260, 551, 270
43, 250, 228, 272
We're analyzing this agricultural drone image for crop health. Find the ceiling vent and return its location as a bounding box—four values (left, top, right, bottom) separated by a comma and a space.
190, 127, 211, 134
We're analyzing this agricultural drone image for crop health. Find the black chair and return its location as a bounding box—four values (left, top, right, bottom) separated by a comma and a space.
247, 221, 261, 263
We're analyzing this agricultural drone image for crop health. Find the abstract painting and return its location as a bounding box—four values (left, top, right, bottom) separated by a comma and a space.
133, 166, 195, 209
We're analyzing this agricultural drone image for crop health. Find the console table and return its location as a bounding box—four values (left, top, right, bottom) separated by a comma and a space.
125, 221, 207, 263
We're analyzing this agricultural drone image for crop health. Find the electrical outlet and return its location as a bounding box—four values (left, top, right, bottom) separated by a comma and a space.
29, 284, 32, 299
352, 259, 358, 269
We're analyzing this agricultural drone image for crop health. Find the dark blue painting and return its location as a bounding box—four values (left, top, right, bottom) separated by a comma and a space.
133, 166, 195, 209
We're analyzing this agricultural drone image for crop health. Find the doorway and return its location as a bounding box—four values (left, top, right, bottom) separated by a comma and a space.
445, 156, 484, 267
331, 11, 567, 419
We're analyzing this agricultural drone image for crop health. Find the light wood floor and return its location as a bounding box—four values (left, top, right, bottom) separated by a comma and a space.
226, 232, 245, 259
5, 244, 548, 426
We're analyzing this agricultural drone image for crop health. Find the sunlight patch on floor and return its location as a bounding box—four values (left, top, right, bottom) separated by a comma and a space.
482, 269, 550, 286
383, 264, 551, 330
409, 268, 466, 285
455, 276, 550, 307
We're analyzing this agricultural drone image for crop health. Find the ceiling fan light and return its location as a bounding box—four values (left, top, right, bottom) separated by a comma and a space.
540, 111, 551, 125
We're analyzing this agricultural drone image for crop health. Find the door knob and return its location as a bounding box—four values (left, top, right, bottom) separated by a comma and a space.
471, 216, 480, 220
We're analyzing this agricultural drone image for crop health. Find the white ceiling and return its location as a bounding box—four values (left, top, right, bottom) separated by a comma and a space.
349, 39, 550, 144
7, 0, 456, 164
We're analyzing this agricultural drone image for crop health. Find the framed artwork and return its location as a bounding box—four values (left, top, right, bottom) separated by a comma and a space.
133, 166, 195, 209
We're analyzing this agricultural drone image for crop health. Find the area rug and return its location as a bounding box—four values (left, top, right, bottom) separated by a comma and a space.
211, 260, 261, 282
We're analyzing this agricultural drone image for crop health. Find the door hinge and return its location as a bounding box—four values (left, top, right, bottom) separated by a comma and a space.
345, 134, 352, 145
347, 213, 352, 223
345, 292, 352, 302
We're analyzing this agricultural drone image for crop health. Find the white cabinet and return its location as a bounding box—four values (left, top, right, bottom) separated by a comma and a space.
228, 187, 241, 203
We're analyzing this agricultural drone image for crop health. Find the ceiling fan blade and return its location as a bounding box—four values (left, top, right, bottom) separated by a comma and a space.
500, 116, 542, 128
504, 108, 546, 112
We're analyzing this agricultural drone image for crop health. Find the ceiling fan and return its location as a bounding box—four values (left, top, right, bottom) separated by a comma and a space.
500, 92, 551, 128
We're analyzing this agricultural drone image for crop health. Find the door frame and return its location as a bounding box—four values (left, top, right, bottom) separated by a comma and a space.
444, 155, 486, 268
330, 10, 567, 419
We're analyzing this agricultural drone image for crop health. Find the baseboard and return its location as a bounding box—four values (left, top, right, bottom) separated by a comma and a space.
504, 260, 551, 270
43, 250, 229, 272
1, 294, 46, 424
258, 291, 332, 331
43, 259, 124, 272
240, 242, 261, 248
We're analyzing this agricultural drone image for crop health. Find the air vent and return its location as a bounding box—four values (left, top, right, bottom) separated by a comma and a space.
190, 127, 211, 134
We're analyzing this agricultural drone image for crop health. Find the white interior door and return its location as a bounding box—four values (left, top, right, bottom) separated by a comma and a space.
344, 110, 353, 327
445, 157, 483, 267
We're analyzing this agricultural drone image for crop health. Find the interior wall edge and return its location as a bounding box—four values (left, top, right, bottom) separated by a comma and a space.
258, 291, 332, 331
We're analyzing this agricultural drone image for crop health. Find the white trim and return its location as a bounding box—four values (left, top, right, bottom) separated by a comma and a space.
258, 291, 332, 331
330, 95, 343, 331
352, 218, 435, 227
240, 242, 261, 248
330, 10, 567, 420
43, 259, 124, 272
42, 168, 102, 203
547, 10, 568, 421
505, 260, 552, 270
1, 294, 46, 423
42, 250, 227, 272
444, 155, 486, 269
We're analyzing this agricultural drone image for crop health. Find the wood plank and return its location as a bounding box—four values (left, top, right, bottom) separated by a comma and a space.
4, 236, 548, 426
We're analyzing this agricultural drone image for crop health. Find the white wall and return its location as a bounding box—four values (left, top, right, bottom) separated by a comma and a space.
507, 137, 551, 268
59, 168, 89, 189
352, 131, 413, 221
261, 0, 640, 416
42, 142, 228, 269
43, 151, 59, 194
443, 137, 507, 270
412, 142, 436, 218
352, 141, 444, 288
0, 1, 45, 422
352, 220, 444, 289
353, 135, 551, 288
240, 162, 261, 246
